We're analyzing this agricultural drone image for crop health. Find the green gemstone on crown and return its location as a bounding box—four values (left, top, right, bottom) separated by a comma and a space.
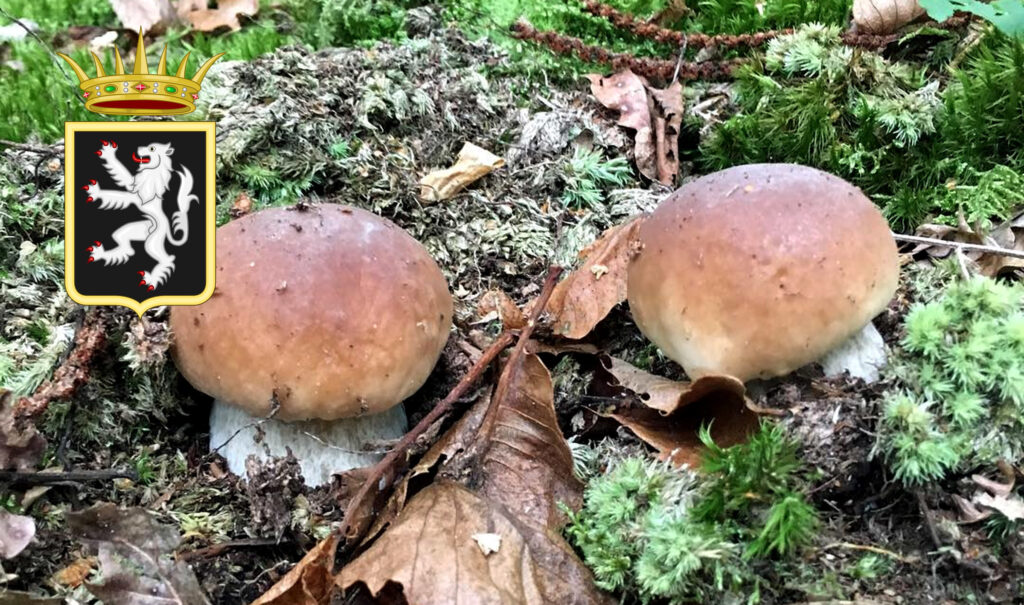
165, 86, 177, 93
104, 85, 116, 92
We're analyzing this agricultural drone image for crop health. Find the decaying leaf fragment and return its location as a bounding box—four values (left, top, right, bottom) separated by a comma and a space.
252, 532, 339, 605
586, 70, 683, 185
418, 142, 505, 203
185, 0, 259, 32
540, 216, 645, 339
0, 509, 35, 559
108, 0, 179, 34
67, 503, 210, 605
337, 354, 612, 604
597, 356, 758, 467
852, 0, 926, 34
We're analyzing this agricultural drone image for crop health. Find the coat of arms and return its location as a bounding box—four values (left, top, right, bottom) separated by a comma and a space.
61, 35, 220, 315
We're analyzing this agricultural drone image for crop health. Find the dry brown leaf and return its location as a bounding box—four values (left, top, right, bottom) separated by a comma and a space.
594, 357, 757, 467
186, 0, 258, 32
418, 142, 505, 203
108, 0, 179, 34
0, 390, 46, 471
914, 211, 1024, 277
600, 355, 745, 416
52, 557, 97, 588
586, 71, 682, 185
175, 0, 207, 19
477, 290, 526, 330
0, 510, 35, 559
230, 191, 253, 218
251, 532, 339, 605
852, 0, 925, 34
337, 354, 611, 604
540, 216, 645, 339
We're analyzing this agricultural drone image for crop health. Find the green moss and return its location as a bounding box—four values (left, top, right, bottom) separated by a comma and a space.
565, 422, 819, 603
877, 278, 1024, 485
2, 0, 115, 30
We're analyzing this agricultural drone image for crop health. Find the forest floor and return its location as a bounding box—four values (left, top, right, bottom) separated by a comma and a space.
1, 1, 1023, 604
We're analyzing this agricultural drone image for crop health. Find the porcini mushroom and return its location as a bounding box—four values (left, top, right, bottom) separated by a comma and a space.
627, 163, 898, 382
169, 204, 453, 486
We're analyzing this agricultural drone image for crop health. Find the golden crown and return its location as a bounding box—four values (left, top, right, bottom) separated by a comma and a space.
58, 33, 224, 116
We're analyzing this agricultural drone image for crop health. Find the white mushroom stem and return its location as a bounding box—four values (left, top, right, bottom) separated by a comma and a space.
209, 400, 409, 487
819, 322, 888, 383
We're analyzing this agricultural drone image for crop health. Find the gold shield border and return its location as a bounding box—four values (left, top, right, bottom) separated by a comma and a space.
64, 121, 217, 316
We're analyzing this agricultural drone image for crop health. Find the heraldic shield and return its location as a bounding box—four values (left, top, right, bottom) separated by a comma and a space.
65, 122, 216, 315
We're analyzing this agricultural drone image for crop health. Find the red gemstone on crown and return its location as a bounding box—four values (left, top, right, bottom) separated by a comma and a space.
83, 92, 90, 98
134, 83, 147, 92
191, 93, 199, 100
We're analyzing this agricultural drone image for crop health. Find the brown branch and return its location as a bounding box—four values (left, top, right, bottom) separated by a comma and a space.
179, 538, 281, 562
0, 139, 62, 154
337, 333, 513, 542
893, 232, 1024, 261
0, 468, 137, 486
338, 266, 563, 545
582, 0, 791, 49
15, 310, 108, 424
511, 21, 747, 81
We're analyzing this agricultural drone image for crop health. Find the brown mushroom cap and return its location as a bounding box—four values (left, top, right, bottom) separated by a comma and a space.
627, 163, 899, 382
170, 204, 453, 421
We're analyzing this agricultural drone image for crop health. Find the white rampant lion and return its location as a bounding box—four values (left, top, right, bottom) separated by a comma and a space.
83, 140, 199, 291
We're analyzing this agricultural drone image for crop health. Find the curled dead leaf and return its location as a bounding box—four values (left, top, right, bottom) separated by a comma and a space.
418, 142, 505, 203
913, 212, 1024, 277
586, 71, 682, 185
852, 0, 926, 34
538, 216, 645, 339
52, 557, 97, 588
594, 356, 757, 467
0, 390, 46, 471
599, 355, 746, 415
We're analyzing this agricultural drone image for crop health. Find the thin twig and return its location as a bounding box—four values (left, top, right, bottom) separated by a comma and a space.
0, 139, 62, 154
822, 541, 920, 564
0, 468, 137, 486
893, 233, 1024, 261
179, 538, 281, 562
338, 266, 563, 544
337, 331, 515, 541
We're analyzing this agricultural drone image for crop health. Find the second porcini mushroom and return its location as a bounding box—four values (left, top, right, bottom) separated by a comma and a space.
169, 204, 453, 486
627, 163, 899, 382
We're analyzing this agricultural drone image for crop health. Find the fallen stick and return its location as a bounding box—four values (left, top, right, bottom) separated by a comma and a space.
0, 468, 137, 486
892, 232, 1024, 261
179, 538, 281, 562
337, 266, 563, 544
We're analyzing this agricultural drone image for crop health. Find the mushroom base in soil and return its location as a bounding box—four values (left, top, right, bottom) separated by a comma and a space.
209, 401, 408, 487
169, 204, 453, 487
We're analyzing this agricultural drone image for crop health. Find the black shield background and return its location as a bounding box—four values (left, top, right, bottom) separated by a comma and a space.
71, 129, 209, 302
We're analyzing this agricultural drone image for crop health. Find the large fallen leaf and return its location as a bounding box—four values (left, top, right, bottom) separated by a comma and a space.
852, 0, 926, 34
586, 71, 682, 185
595, 357, 758, 468
108, 0, 179, 34
418, 142, 505, 203
0, 390, 45, 471
337, 354, 612, 604
67, 503, 210, 605
0, 510, 35, 559
252, 532, 339, 605
539, 216, 645, 339
185, 0, 258, 32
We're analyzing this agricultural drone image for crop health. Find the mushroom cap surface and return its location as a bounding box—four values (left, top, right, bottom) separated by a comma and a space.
627, 163, 898, 382
170, 204, 453, 421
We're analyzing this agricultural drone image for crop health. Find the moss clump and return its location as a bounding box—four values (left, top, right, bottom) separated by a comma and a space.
565, 422, 818, 603
877, 278, 1024, 485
